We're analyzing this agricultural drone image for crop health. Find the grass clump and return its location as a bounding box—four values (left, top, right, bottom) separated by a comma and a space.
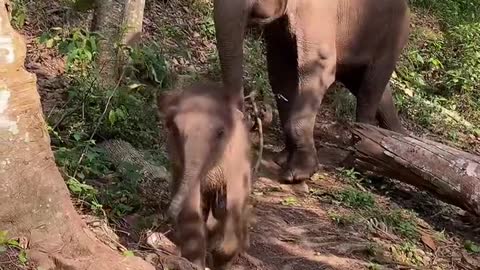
327, 211, 359, 227
366, 209, 420, 240
334, 187, 376, 210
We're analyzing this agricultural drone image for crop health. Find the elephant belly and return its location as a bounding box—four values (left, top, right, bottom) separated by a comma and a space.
335, 0, 409, 67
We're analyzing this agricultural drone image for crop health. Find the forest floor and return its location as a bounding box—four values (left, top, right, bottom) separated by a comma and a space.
7, 0, 480, 269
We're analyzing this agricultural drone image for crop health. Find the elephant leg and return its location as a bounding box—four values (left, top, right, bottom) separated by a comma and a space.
175, 182, 207, 268
266, 9, 337, 183
264, 18, 298, 168
376, 83, 406, 134
355, 56, 397, 127
210, 178, 250, 269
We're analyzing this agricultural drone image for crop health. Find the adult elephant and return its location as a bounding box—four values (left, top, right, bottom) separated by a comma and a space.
213, 0, 410, 183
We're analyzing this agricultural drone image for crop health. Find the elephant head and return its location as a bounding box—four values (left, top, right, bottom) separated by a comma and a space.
213, 0, 287, 111
157, 83, 236, 221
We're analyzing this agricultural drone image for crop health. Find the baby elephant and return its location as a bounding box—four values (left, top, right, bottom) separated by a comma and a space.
157, 81, 252, 270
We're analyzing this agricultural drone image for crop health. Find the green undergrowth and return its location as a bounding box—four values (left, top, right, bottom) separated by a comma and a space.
393, 0, 480, 140
9, 0, 27, 30
39, 25, 171, 220
317, 169, 426, 267
0, 231, 28, 267
317, 168, 420, 243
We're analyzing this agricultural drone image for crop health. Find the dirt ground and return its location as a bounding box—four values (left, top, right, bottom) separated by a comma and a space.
15, 0, 480, 269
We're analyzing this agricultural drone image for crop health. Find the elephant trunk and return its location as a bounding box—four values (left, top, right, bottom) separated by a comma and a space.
213, 0, 250, 110
167, 139, 211, 221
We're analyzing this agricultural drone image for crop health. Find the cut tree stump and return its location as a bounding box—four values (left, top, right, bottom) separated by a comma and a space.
342, 123, 480, 216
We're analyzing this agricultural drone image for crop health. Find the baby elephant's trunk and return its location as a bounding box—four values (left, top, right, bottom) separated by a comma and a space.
168, 139, 211, 221
167, 170, 200, 221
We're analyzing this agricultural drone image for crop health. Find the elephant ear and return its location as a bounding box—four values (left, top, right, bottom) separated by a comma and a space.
156, 90, 180, 116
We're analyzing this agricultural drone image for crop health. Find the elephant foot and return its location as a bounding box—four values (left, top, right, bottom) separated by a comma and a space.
273, 148, 289, 167
279, 148, 318, 184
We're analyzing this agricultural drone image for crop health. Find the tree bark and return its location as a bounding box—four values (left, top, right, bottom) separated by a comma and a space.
0, 2, 154, 269
340, 123, 480, 216
91, 0, 145, 86
121, 0, 145, 47
91, 0, 123, 86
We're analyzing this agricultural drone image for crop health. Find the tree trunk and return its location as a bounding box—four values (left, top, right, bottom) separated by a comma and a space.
341, 123, 480, 216
91, 0, 123, 86
121, 0, 145, 47
91, 0, 145, 86
0, 2, 154, 269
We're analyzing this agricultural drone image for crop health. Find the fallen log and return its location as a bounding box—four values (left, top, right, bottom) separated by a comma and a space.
98, 139, 171, 209
339, 123, 480, 216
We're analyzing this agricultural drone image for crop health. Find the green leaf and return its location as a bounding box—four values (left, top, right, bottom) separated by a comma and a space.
465, 240, 480, 253
108, 110, 117, 126
73, 132, 82, 141
18, 250, 27, 264
7, 239, 20, 248
46, 38, 56, 48
15, 13, 26, 29
281, 197, 299, 206
85, 150, 99, 162
123, 250, 134, 257
38, 32, 50, 44
0, 231, 8, 243
89, 36, 97, 50
127, 83, 144, 90
115, 108, 126, 120
0, 246, 6, 253
67, 179, 83, 194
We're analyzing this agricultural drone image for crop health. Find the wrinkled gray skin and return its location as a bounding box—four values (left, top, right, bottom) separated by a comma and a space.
157, 82, 252, 270
213, 0, 410, 183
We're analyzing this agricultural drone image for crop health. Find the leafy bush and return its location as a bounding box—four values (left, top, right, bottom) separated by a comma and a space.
39, 25, 171, 219
39, 27, 100, 75
9, 0, 27, 30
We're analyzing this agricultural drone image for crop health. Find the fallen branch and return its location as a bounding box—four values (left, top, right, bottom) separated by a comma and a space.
340, 123, 480, 216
